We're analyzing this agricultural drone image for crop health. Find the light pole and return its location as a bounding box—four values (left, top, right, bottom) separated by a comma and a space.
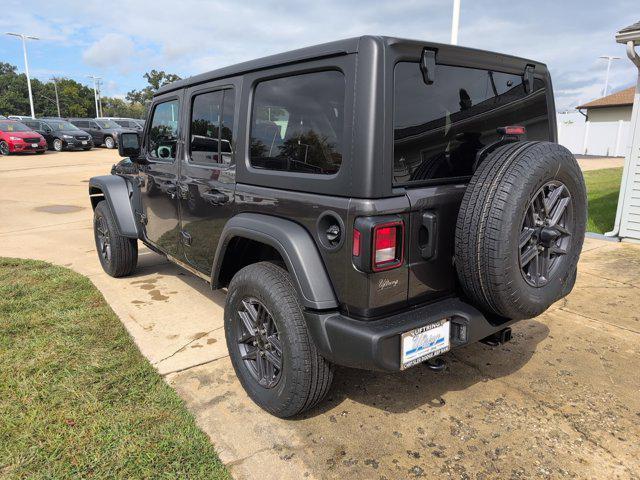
451, 0, 461, 45
87, 75, 101, 118
5, 32, 39, 118
599, 55, 620, 96
51, 77, 61, 117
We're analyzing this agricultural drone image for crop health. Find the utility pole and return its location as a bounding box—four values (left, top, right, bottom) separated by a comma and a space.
97, 79, 104, 117
5, 32, 39, 118
599, 55, 620, 96
87, 75, 101, 118
51, 77, 61, 117
451, 0, 461, 45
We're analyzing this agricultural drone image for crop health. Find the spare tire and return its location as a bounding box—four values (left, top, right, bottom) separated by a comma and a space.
455, 141, 586, 320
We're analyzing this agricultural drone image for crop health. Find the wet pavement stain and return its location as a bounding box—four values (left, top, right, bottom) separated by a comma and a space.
149, 289, 169, 301
34, 204, 84, 214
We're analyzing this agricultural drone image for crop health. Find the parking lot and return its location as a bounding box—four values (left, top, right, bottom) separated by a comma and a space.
1, 149, 639, 480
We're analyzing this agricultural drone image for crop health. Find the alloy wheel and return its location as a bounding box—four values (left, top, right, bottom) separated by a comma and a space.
519, 180, 573, 287
235, 297, 283, 388
53, 139, 63, 151
95, 216, 112, 263
0, 141, 9, 156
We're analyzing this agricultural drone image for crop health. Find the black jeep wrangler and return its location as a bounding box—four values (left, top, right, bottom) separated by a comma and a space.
89, 36, 586, 418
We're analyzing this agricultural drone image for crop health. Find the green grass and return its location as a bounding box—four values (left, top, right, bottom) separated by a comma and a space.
0, 258, 229, 480
583, 167, 623, 234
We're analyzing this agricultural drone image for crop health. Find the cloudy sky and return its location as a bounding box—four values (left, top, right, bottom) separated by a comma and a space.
0, 0, 637, 111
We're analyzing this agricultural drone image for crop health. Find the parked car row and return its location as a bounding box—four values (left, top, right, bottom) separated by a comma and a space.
0, 117, 144, 155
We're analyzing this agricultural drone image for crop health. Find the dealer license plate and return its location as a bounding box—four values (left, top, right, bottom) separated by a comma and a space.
31, 143, 38, 148
401, 319, 450, 369
82, 141, 87, 145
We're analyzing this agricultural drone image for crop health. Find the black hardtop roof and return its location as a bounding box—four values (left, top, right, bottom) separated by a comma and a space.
155, 36, 546, 97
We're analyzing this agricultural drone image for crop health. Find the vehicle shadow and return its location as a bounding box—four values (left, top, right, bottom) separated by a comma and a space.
302, 320, 548, 417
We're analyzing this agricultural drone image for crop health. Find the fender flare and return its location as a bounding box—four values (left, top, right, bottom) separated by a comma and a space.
88, 175, 139, 238
212, 213, 338, 310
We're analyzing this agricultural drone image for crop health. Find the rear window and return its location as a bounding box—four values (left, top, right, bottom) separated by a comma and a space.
249, 70, 345, 175
393, 62, 549, 185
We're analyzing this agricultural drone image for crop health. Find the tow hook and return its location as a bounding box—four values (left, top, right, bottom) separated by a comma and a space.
480, 327, 512, 347
424, 357, 446, 371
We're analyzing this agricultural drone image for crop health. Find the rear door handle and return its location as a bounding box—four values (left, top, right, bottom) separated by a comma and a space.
419, 211, 437, 260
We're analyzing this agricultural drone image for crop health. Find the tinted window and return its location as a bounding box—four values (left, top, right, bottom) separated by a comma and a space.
393, 62, 549, 184
148, 100, 180, 160
190, 89, 235, 165
250, 71, 344, 175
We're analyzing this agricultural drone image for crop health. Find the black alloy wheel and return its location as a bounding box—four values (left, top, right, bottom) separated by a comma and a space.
0, 141, 10, 156
519, 180, 573, 287
95, 215, 111, 264
235, 297, 282, 389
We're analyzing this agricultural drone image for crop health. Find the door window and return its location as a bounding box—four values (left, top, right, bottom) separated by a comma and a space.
189, 88, 235, 165
249, 70, 345, 175
148, 99, 180, 161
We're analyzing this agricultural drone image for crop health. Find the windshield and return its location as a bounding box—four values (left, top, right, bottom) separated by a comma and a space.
47, 121, 80, 131
96, 120, 117, 129
0, 122, 32, 132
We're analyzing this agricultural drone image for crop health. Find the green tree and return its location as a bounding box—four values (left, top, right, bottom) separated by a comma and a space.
126, 70, 181, 105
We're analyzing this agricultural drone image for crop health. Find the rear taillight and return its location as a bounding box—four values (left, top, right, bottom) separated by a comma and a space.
372, 221, 403, 271
352, 216, 404, 272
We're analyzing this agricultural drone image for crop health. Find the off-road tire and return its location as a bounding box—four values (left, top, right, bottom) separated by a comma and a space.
225, 262, 333, 418
104, 136, 115, 149
93, 200, 138, 277
455, 141, 586, 320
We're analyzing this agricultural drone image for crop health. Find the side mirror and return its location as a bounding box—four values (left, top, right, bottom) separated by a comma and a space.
44, 127, 52, 134
118, 132, 141, 159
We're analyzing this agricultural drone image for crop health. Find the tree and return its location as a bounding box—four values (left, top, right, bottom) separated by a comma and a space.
126, 70, 181, 105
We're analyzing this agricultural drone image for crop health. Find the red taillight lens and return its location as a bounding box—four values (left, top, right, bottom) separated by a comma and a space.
372, 221, 403, 271
352, 228, 361, 257
498, 125, 526, 136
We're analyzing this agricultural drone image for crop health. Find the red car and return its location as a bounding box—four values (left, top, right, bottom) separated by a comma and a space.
0, 120, 47, 156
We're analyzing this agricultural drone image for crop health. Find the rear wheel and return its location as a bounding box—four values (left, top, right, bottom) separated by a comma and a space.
104, 136, 115, 149
93, 200, 138, 277
455, 141, 586, 320
0, 141, 10, 156
225, 262, 333, 418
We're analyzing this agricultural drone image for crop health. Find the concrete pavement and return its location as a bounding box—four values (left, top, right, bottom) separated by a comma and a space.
1, 149, 639, 479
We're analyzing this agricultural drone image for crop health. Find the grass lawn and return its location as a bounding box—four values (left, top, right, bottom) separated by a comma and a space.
583, 167, 623, 234
0, 258, 229, 480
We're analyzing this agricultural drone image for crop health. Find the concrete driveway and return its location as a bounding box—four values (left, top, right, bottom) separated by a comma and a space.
1, 150, 639, 480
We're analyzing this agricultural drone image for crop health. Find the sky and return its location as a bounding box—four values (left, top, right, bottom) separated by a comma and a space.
0, 0, 638, 112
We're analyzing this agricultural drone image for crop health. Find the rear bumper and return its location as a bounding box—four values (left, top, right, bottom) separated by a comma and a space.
305, 297, 518, 372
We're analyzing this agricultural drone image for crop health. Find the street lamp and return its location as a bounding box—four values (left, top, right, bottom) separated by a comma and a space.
599, 55, 620, 96
451, 0, 461, 45
51, 77, 61, 117
5, 32, 39, 119
87, 75, 101, 118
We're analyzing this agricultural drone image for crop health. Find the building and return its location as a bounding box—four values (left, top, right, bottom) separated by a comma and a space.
608, 21, 640, 241
576, 86, 635, 123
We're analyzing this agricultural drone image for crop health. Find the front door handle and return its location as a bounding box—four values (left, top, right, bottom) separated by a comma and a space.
201, 189, 229, 205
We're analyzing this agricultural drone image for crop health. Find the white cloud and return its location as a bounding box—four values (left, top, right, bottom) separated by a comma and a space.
82, 33, 135, 71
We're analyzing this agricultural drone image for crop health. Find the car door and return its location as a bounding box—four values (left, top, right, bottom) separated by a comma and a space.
38, 121, 54, 146
137, 95, 182, 257
87, 121, 103, 144
178, 83, 237, 275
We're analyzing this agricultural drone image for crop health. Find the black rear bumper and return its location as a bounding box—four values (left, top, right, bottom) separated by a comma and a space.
305, 297, 518, 372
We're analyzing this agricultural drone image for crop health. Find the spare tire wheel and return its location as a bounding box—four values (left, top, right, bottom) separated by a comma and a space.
455, 141, 586, 320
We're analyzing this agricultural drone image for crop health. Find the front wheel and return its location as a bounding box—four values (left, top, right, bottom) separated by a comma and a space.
224, 262, 333, 418
53, 138, 63, 152
104, 136, 115, 149
93, 200, 138, 277
0, 141, 10, 156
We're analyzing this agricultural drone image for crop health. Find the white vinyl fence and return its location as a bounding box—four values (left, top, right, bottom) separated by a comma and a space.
557, 114, 630, 157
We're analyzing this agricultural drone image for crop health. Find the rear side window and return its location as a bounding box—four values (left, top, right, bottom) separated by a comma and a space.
148, 99, 180, 161
393, 62, 549, 185
190, 89, 235, 165
249, 70, 345, 175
